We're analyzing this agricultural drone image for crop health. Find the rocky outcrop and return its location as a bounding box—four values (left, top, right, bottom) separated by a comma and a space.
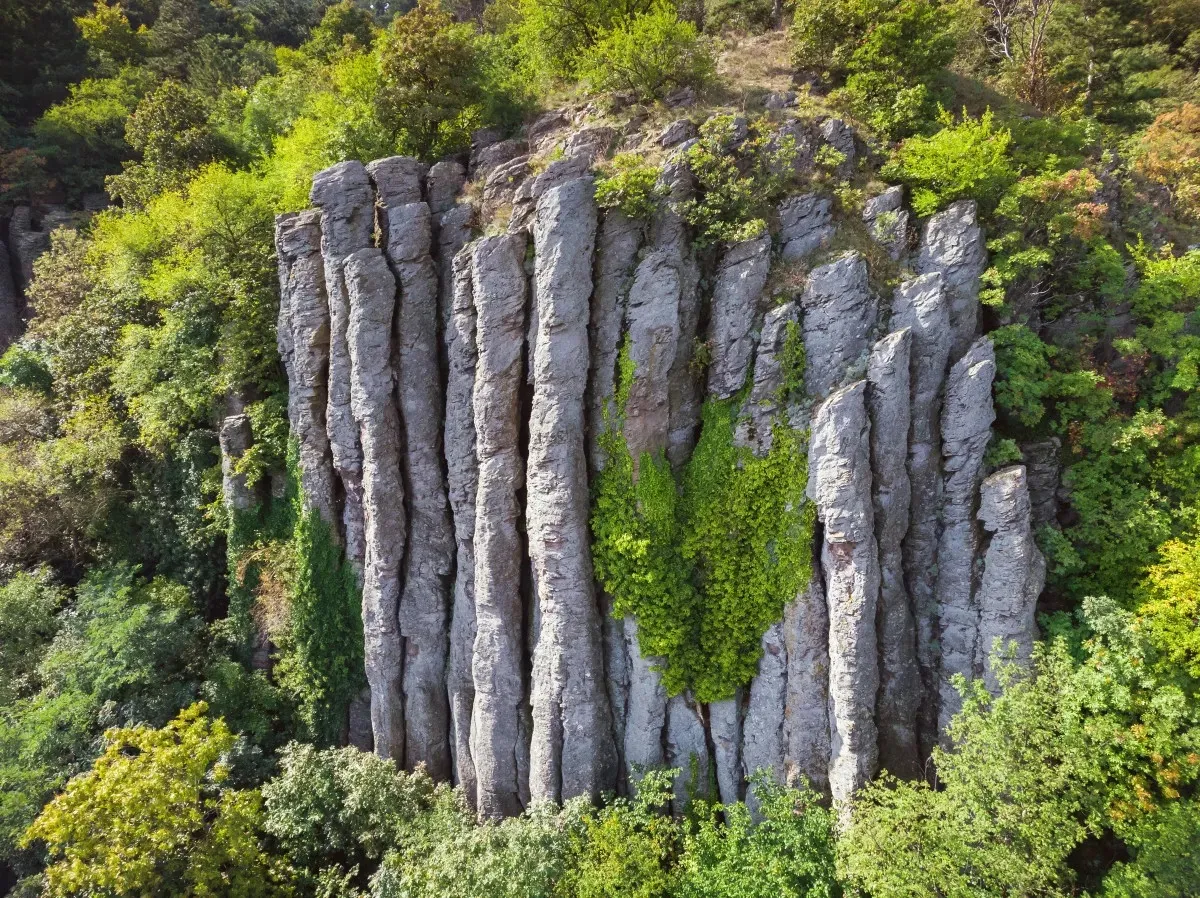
976, 466, 1045, 694
219, 404, 256, 514
867, 330, 921, 778
890, 274, 950, 758
343, 248, 406, 761
916, 201, 988, 362
1022, 438, 1061, 528
784, 577, 830, 795
736, 301, 797, 456
374, 162, 455, 781
800, 253, 877, 399
742, 620, 787, 808
527, 179, 615, 804
275, 211, 338, 529
779, 193, 834, 261
311, 162, 375, 577
0, 240, 20, 352
710, 696, 742, 805
863, 187, 908, 261
706, 235, 771, 400
935, 337, 996, 736
470, 233, 531, 818
809, 381, 880, 805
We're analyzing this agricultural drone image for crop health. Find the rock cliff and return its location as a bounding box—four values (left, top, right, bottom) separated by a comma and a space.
273, 112, 1045, 813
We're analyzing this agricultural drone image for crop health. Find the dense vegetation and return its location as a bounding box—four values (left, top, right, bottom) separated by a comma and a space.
1, 0, 1198, 894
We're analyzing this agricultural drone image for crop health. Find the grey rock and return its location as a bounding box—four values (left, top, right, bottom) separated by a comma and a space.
666, 693, 711, 811
819, 118, 856, 173
623, 249, 682, 468
623, 617, 668, 778
867, 330, 921, 778
527, 179, 615, 804
976, 466, 1045, 694
783, 576, 830, 795
510, 155, 592, 232
742, 621, 787, 812
891, 274, 950, 758
769, 120, 817, 177
0, 240, 20, 351
219, 407, 256, 513
428, 160, 466, 215
348, 687, 374, 751
706, 235, 772, 400
446, 247, 479, 802
527, 109, 572, 150
916, 201, 987, 362
274, 211, 338, 528
587, 210, 642, 472
809, 381, 880, 805
470, 233, 531, 818
765, 90, 797, 110
483, 155, 532, 215
710, 695, 742, 805
376, 191, 454, 781
437, 203, 475, 353
472, 139, 526, 181
935, 337, 995, 738
1022, 438, 1061, 528
367, 156, 426, 206
343, 247, 407, 761
311, 161, 375, 577
565, 125, 617, 161
800, 253, 878, 399
779, 193, 834, 261
735, 301, 798, 456
863, 186, 909, 262
665, 85, 697, 108
658, 119, 697, 148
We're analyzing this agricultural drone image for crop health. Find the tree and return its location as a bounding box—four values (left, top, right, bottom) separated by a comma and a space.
0, 570, 62, 706
301, 0, 378, 61
1133, 103, 1200, 225
75, 1, 149, 74
512, 0, 658, 78
23, 703, 279, 897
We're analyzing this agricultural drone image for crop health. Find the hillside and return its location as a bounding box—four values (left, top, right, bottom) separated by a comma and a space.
1, 0, 1199, 896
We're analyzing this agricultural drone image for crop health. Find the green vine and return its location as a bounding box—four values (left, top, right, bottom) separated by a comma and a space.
591, 339, 815, 702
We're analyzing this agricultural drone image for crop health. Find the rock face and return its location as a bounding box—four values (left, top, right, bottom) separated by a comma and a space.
343, 248, 407, 761
976, 466, 1045, 694
0, 240, 20, 352
374, 162, 455, 781
277, 129, 1042, 816
469, 233, 530, 819
936, 337, 996, 737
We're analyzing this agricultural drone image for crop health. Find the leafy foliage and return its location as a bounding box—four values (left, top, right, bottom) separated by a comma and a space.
578, 5, 716, 101
594, 153, 666, 220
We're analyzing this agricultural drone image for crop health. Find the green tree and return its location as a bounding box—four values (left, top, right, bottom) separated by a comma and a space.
302, 0, 378, 62
512, 0, 658, 78
75, 1, 149, 74
0, 570, 63, 706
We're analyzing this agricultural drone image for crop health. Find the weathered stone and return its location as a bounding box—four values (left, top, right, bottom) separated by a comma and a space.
863, 186, 909, 262
765, 90, 797, 110
483, 155, 532, 214
735, 301, 798, 456
587, 210, 642, 472
779, 193, 834, 261
343, 247, 406, 761
742, 620, 787, 811
783, 576, 830, 795
819, 118, 856, 172
219, 404, 256, 514
867, 330, 921, 779
623, 249, 681, 468
890, 274, 950, 758
0, 240, 20, 351
470, 232, 531, 818
446, 248, 479, 801
935, 337, 995, 737
623, 617, 668, 779
800, 253, 877, 399
665, 85, 697, 108
510, 155, 592, 232
666, 693, 711, 811
710, 695, 742, 805
809, 381, 879, 805
976, 466, 1045, 693
527, 109, 572, 150
565, 125, 617, 161
375, 185, 454, 781
769, 120, 817, 177
274, 211, 338, 530
427, 159, 466, 215
367, 156, 425, 206
311, 161, 375, 576
916, 201, 987, 362
437, 203, 475, 352
1022, 438, 1061, 528
706, 235, 771, 400
527, 179, 615, 804
472, 138, 524, 180
658, 119, 697, 148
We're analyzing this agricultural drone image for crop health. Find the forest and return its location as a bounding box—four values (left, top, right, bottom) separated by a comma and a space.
0, 0, 1198, 894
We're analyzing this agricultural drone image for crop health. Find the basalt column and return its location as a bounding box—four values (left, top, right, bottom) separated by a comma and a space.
372, 157, 455, 780
311, 162, 375, 576
470, 233, 531, 819
935, 337, 996, 738
809, 381, 880, 805
343, 248, 407, 760
527, 179, 616, 804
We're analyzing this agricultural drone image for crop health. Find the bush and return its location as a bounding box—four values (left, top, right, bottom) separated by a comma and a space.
882, 109, 1016, 215
1133, 103, 1200, 225
594, 153, 665, 220
578, 5, 716, 102
512, 0, 657, 80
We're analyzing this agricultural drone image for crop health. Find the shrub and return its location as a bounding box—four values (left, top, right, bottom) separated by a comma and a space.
882, 109, 1016, 215
1133, 103, 1200, 225
594, 153, 665, 220
512, 0, 657, 79
578, 5, 716, 102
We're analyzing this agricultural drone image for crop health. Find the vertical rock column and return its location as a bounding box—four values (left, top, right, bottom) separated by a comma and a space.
527, 179, 616, 804
706, 235, 772, 400
373, 158, 455, 780
800, 253, 878, 399
890, 274, 950, 759
311, 162, 375, 576
976, 466, 1045, 694
445, 249, 480, 801
274, 211, 337, 528
809, 381, 880, 805
935, 337, 995, 737
343, 248, 407, 761
867, 330, 922, 778
916, 200, 987, 363
783, 577, 831, 795
470, 233, 531, 819
0, 239, 20, 352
